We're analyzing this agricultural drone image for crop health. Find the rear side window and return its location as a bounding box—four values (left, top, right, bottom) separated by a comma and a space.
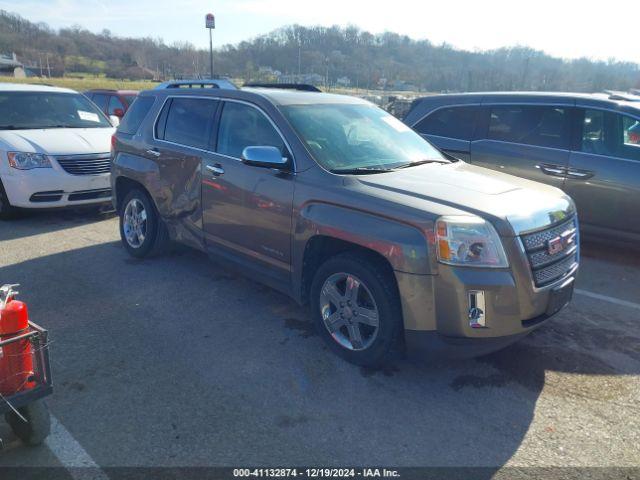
118, 96, 155, 135
108, 96, 125, 116
217, 101, 285, 158
162, 98, 218, 149
91, 93, 109, 113
488, 105, 570, 149
580, 109, 640, 161
414, 106, 478, 140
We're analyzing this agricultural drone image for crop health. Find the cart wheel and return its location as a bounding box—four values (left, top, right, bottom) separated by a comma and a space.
5, 400, 51, 446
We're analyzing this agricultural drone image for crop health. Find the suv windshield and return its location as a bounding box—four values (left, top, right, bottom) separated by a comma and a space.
281, 103, 446, 173
0, 91, 112, 130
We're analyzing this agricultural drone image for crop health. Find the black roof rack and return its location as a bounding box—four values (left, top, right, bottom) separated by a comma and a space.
155, 79, 237, 90
603, 90, 640, 102
244, 83, 321, 92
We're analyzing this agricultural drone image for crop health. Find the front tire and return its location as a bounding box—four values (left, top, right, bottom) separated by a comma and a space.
119, 188, 170, 258
310, 252, 402, 367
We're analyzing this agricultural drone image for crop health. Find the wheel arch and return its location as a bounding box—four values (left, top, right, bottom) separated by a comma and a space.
114, 176, 150, 213
294, 202, 432, 304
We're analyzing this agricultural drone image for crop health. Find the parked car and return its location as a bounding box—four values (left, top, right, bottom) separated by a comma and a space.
404, 92, 640, 243
84, 89, 138, 119
0, 83, 115, 219
111, 88, 579, 366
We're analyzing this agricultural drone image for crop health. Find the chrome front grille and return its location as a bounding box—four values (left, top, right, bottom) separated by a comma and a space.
520, 217, 579, 288
55, 153, 111, 176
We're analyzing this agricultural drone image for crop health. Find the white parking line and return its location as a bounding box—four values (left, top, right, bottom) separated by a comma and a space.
575, 288, 640, 311
46, 416, 109, 480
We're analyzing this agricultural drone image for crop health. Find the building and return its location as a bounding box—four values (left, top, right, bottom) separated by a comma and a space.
0, 53, 26, 77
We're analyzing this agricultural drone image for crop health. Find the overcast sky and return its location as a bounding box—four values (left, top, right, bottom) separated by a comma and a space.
2, 0, 637, 64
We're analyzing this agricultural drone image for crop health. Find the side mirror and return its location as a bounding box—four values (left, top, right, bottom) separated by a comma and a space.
241, 146, 288, 169
109, 115, 120, 127
113, 108, 125, 118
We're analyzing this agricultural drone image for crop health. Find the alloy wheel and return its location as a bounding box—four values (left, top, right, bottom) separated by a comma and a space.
319, 272, 380, 351
123, 198, 148, 248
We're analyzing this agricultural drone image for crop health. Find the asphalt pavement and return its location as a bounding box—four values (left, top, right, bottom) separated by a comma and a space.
0, 208, 638, 477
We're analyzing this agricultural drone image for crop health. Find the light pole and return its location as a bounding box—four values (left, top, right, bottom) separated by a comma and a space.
205, 13, 215, 79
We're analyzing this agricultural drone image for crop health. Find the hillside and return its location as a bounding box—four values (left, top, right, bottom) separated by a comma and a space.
1, 9, 639, 92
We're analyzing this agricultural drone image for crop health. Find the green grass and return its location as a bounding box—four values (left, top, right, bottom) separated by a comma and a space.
0, 76, 158, 92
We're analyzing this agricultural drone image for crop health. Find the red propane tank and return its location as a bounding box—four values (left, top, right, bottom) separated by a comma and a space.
0, 300, 36, 396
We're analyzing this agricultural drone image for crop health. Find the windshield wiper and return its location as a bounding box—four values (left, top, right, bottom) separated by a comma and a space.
330, 167, 397, 175
394, 159, 450, 169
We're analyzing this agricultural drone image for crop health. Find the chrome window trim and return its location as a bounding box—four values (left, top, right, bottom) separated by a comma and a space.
151, 95, 296, 172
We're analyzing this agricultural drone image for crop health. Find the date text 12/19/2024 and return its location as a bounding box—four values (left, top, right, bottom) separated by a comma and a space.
233, 469, 400, 478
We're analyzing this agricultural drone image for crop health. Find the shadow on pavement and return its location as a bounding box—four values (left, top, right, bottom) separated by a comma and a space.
0, 206, 115, 242
0, 238, 637, 475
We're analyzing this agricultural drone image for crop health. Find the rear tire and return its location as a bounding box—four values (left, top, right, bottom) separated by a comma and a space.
310, 252, 402, 367
5, 400, 51, 446
119, 188, 170, 258
0, 179, 19, 220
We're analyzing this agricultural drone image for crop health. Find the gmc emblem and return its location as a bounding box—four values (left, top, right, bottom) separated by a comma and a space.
547, 229, 576, 255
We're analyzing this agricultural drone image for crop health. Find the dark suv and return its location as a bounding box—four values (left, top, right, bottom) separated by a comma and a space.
404, 92, 640, 243
111, 88, 579, 366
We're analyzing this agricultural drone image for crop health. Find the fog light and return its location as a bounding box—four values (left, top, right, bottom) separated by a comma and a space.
468, 290, 486, 328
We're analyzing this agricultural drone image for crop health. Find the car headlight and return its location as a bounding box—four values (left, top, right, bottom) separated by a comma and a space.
435, 215, 508, 268
7, 152, 52, 170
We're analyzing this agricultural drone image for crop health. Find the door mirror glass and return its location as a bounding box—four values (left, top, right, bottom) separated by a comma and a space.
109, 115, 120, 127
241, 146, 287, 168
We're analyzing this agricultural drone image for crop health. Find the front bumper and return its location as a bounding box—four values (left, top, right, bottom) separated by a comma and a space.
2, 169, 111, 208
396, 233, 578, 358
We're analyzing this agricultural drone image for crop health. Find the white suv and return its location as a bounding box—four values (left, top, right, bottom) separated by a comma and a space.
0, 83, 116, 219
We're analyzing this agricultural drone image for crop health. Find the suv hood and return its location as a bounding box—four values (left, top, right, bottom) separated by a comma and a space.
0, 127, 114, 156
356, 161, 575, 236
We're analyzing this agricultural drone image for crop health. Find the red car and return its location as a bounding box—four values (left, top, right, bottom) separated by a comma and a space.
83, 89, 138, 119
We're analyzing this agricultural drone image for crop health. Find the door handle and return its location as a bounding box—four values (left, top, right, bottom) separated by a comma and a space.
566, 169, 594, 179
146, 149, 161, 157
538, 164, 567, 177
206, 164, 225, 176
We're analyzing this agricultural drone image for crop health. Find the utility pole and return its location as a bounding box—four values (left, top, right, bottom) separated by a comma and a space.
325, 56, 329, 91
297, 40, 302, 77
206, 13, 216, 79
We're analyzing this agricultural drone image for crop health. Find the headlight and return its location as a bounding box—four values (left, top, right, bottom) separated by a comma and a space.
7, 152, 52, 170
435, 215, 508, 268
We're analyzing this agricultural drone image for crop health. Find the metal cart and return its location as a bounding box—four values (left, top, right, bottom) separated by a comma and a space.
0, 285, 52, 447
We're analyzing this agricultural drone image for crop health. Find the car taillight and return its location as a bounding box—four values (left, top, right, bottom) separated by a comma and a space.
111, 134, 117, 150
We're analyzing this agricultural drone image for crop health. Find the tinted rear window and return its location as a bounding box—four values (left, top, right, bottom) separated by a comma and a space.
162, 98, 218, 149
92, 93, 109, 112
118, 96, 155, 135
414, 106, 478, 140
488, 105, 570, 149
